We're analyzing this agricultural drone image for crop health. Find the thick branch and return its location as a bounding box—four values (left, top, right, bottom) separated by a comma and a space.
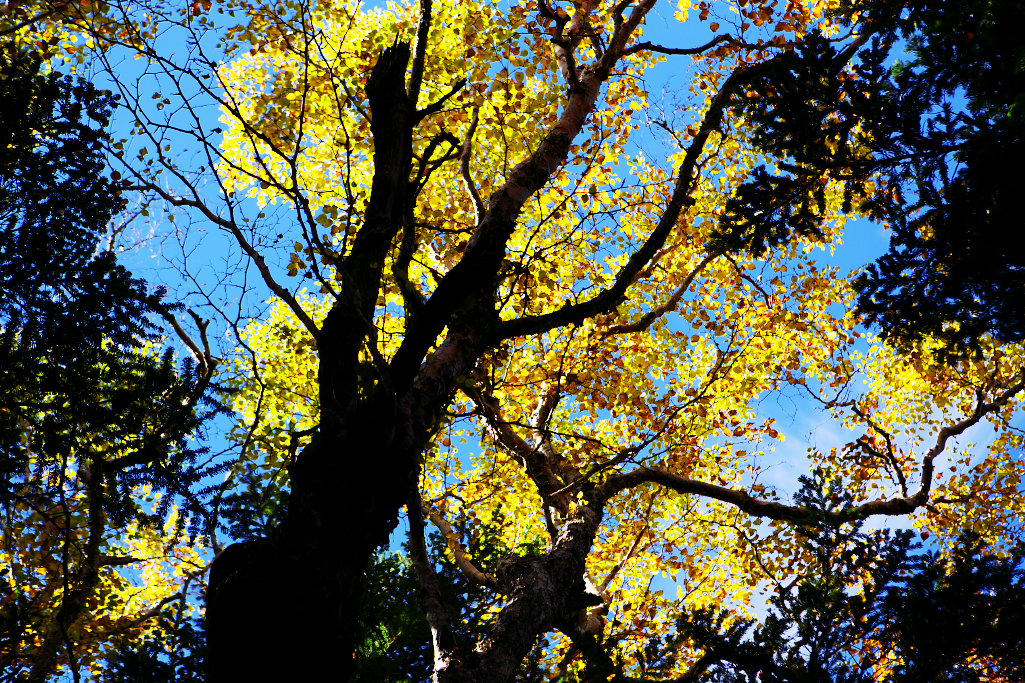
602, 468, 813, 522
317, 43, 414, 411
465, 382, 570, 512
601, 377, 1024, 523
603, 253, 719, 336
455, 495, 607, 682
389, 0, 662, 392
622, 34, 730, 57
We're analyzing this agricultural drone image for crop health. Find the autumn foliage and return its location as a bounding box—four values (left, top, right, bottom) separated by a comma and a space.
3, 0, 1025, 680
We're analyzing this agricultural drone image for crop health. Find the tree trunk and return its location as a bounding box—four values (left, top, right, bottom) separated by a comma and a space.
205, 13, 623, 671
436, 494, 608, 682
206, 402, 419, 680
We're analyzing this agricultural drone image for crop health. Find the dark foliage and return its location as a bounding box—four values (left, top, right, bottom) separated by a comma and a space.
670, 473, 1025, 682
712, 31, 896, 256
353, 548, 437, 682
0, 42, 218, 678
355, 515, 550, 682
712, 0, 1025, 355
872, 538, 1025, 681
104, 613, 208, 683
0, 44, 219, 527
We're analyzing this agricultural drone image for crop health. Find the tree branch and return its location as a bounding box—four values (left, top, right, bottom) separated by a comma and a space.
459, 107, 485, 224
622, 34, 730, 57
388, 2, 662, 392
600, 376, 1025, 523
407, 0, 433, 106
406, 488, 460, 677
494, 57, 776, 341
464, 381, 570, 512
603, 252, 719, 336
417, 78, 467, 122
426, 505, 500, 591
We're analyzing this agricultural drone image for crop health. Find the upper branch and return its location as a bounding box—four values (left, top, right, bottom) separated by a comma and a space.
602, 253, 719, 336
464, 381, 571, 512
387, 1, 662, 393
622, 34, 730, 57
407, 0, 432, 106
494, 59, 773, 341
459, 107, 485, 224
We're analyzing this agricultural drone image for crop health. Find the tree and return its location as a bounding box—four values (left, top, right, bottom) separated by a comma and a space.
9, 0, 1025, 680
0, 44, 215, 679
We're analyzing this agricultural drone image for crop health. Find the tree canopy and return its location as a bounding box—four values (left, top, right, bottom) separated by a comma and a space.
3, 0, 1025, 680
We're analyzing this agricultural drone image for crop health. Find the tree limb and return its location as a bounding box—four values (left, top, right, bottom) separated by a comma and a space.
600, 376, 1025, 523
406, 488, 461, 678
494, 57, 777, 341
622, 34, 730, 57
425, 505, 501, 591
603, 252, 719, 336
